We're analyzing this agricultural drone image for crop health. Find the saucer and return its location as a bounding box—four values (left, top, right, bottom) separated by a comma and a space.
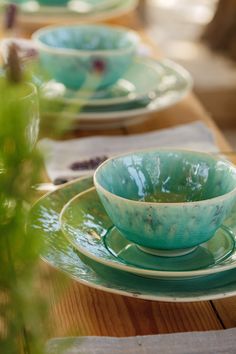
60, 187, 236, 279
29, 176, 236, 302
41, 57, 191, 107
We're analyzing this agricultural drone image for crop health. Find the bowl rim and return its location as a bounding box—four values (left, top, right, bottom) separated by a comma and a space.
31, 24, 140, 57
93, 148, 236, 206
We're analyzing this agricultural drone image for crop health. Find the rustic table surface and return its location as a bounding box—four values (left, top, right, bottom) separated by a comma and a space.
4, 3, 236, 339
40, 94, 236, 338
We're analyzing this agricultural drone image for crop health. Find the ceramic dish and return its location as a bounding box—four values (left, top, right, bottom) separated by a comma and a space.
41, 57, 189, 106
0, 0, 138, 27
0, 42, 171, 106
34, 0, 119, 11
60, 187, 236, 279
32, 24, 139, 90
16, 0, 120, 13
43, 58, 192, 120
29, 176, 236, 302
0, 39, 192, 129
94, 149, 236, 255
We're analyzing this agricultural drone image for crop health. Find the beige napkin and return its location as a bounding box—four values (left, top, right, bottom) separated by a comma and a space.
46, 328, 236, 353
39, 121, 218, 184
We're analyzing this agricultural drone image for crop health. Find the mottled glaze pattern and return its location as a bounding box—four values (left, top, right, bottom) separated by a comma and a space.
37, 0, 118, 8
37, 0, 68, 5
40, 57, 192, 107
60, 187, 236, 279
28, 176, 236, 301
94, 150, 236, 250
32, 25, 139, 90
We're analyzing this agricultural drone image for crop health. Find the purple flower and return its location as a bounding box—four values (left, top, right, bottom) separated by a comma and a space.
69, 156, 108, 171
6, 43, 22, 83
92, 59, 106, 74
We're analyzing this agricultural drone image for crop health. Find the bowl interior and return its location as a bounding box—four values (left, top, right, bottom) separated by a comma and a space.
36, 26, 136, 52
96, 151, 236, 203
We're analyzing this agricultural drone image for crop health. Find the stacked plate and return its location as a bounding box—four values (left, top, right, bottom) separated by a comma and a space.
41, 56, 193, 129
29, 175, 236, 302
1, 0, 138, 27
0, 22, 193, 130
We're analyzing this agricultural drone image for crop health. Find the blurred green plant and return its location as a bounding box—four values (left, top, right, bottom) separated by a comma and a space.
0, 44, 48, 354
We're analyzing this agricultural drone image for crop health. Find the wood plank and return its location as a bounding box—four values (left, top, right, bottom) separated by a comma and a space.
40, 90, 236, 336
212, 298, 236, 329
41, 266, 223, 337
195, 88, 236, 129
124, 93, 231, 151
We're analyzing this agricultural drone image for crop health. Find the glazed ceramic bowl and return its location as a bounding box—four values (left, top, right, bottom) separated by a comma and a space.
32, 24, 139, 90
94, 149, 236, 257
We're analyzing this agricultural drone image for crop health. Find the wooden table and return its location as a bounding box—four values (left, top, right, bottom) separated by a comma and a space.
41, 91, 236, 338
7, 4, 236, 340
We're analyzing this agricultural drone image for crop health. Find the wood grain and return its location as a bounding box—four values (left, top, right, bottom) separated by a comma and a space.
40, 266, 223, 337
212, 298, 236, 329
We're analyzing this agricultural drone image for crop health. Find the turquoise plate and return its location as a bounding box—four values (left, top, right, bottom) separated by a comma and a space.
60, 187, 236, 279
29, 176, 236, 302
41, 57, 192, 107
6, 0, 121, 13
42, 58, 192, 122
0, 0, 138, 26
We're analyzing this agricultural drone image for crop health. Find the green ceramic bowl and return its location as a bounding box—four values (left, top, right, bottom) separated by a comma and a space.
32, 24, 139, 90
94, 150, 236, 257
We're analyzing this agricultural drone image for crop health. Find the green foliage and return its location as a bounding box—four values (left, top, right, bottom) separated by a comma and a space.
0, 74, 47, 352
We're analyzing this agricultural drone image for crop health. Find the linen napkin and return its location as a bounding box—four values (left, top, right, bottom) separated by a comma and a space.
46, 328, 236, 354
39, 121, 219, 184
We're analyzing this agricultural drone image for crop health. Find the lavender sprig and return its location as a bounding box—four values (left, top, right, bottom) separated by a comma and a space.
5, 3, 18, 30
69, 155, 108, 171
6, 43, 22, 83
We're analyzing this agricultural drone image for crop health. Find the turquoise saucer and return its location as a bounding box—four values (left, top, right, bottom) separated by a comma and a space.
60, 187, 235, 279
29, 176, 236, 302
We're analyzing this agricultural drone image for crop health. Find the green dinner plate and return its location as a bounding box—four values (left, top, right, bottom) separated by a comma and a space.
41, 59, 192, 124
29, 176, 236, 302
41, 57, 192, 107
5, 0, 121, 13
60, 187, 236, 279
1, 0, 138, 21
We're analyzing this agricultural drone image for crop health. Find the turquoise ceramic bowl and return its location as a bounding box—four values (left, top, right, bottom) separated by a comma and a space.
94, 150, 236, 256
32, 25, 139, 90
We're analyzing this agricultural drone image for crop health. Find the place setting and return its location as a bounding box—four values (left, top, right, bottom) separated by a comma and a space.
33, 23, 192, 129
1, 23, 192, 130
3, 1, 236, 351
29, 147, 236, 302
0, 0, 138, 27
